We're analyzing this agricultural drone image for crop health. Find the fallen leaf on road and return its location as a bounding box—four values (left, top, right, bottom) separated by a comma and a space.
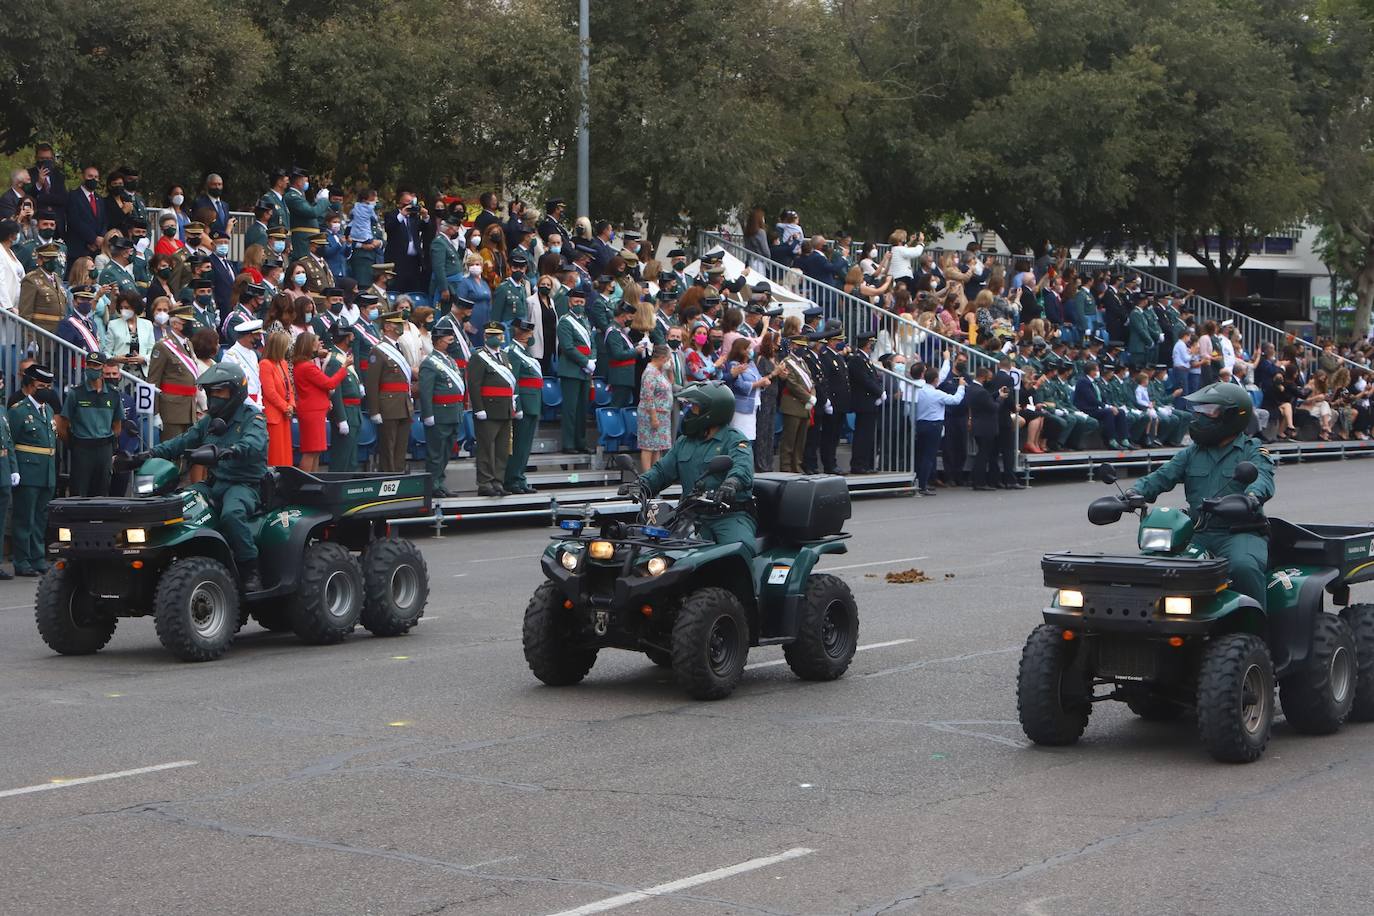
886, 568, 930, 584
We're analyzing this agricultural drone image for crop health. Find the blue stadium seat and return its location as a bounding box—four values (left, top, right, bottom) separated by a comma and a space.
596, 407, 625, 452
542, 377, 563, 421
459, 410, 476, 451
356, 414, 377, 464
592, 378, 611, 407
620, 407, 638, 450
408, 418, 427, 460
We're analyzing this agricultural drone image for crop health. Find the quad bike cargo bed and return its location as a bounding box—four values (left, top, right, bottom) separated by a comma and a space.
1270, 519, 1374, 586
270, 468, 432, 519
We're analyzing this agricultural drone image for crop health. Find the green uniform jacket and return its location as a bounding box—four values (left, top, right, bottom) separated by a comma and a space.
556, 312, 596, 380
587, 293, 613, 332
602, 324, 637, 387
506, 343, 543, 415
97, 260, 142, 297
418, 351, 466, 423
61, 382, 120, 439
553, 288, 571, 320
428, 234, 463, 301
1132, 435, 1275, 514
0, 413, 14, 481
150, 402, 268, 485
9, 397, 57, 487
326, 347, 362, 426
640, 426, 754, 503
466, 349, 517, 420
490, 277, 530, 325
259, 191, 288, 231
1149, 377, 1179, 407
284, 187, 329, 236
244, 222, 268, 252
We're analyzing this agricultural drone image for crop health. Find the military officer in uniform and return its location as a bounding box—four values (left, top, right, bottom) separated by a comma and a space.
418, 318, 466, 496
351, 292, 382, 370
428, 212, 464, 305
467, 322, 518, 496
778, 331, 817, 473
491, 250, 531, 336
603, 301, 638, 406
312, 287, 345, 339
59, 286, 105, 353
0, 374, 15, 578
284, 168, 331, 260
57, 352, 121, 496
504, 318, 543, 495
626, 384, 757, 553
366, 262, 396, 306
1126, 294, 1162, 370
323, 322, 363, 471
1126, 383, 1275, 607
556, 287, 595, 453
9, 364, 57, 577
847, 331, 885, 474
293, 232, 334, 293
265, 225, 290, 262
147, 302, 201, 441
818, 323, 851, 475
800, 327, 831, 474
139, 362, 269, 592
18, 242, 67, 332
244, 202, 273, 253
259, 168, 290, 233
97, 235, 141, 296
364, 311, 413, 472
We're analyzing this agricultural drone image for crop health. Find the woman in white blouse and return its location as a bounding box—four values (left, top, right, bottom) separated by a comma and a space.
0, 220, 24, 311
103, 291, 157, 377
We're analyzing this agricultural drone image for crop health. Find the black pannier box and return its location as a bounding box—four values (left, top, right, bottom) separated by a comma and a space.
1041, 552, 1231, 593
753, 474, 851, 543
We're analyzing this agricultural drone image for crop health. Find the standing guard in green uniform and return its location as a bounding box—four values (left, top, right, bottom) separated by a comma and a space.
504, 318, 543, 495
1149, 364, 1186, 446
244, 202, 273, 253
284, 168, 331, 260
57, 352, 121, 497
325, 322, 363, 472
627, 384, 758, 553
97, 236, 141, 296
9, 364, 57, 577
603, 301, 638, 407
260, 169, 290, 232
1126, 383, 1275, 608
1126, 294, 1161, 370
0, 372, 16, 578
467, 322, 517, 497
138, 362, 270, 592
418, 318, 466, 497
490, 251, 531, 336
587, 275, 615, 331
556, 287, 595, 454
428, 213, 465, 305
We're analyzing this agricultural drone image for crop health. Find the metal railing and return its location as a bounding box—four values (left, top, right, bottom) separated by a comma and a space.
700, 231, 1018, 482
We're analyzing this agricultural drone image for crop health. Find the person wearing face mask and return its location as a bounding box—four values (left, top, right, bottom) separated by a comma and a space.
454, 252, 492, 344
65, 165, 108, 257
103, 292, 155, 377
321, 211, 348, 280
321, 322, 363, 471
146, 302, 201, 440
59, 286, 106, 354
364, 310, 415, 472
284, 168, 331, 260
291, 231, 334, 295
29, 209, 65, 269
556, 287, 596, 453
201, 230, 235, 311
182, 221, 210, 261
0, 369, 14, 578
603, 300, 640, 407
259, 168, 290, 235
466, 321, 518, 496
26, 145, 67, 237
9, 363, 57, 576
223, 317, 265, 408
154, 210, 186, 259
428, 212, 465, 305
490, 249, 531, 336
311, 286, 346, 339
56, 351, 121, 497
366, 261, 396, 308
418, 318, 466, 496
193, 173, 229, 236
96, 235, 141, 297
18, 242, 67, 332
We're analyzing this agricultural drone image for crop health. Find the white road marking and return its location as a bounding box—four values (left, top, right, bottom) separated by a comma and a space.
451, 573, 468, 578
0, 760, 196, 799
822, 556, 928, 572
745, 639, 915, 670
0, 603, 34, 610
546, 847, 815, 916
467, 553, 541, 564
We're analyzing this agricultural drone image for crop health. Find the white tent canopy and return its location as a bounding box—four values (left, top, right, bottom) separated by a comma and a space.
681, 250, 813, 319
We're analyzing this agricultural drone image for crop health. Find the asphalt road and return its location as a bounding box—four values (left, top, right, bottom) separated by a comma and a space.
3, 460, 1374, 915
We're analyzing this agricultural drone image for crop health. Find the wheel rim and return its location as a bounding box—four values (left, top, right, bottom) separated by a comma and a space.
390, 564, 420, 612
707, 615, 740, 676
1330, 645, 1354, 704
1240, 663, 1269, 735
820, 599, 853, 659
189, 581, 228, 638
324, 570, 356, 619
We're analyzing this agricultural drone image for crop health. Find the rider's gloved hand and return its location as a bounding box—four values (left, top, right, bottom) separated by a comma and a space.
618, 480, 648, 500
1243, 493, 1263, 514
1122, 488, 1147, 508
715, 476, 740, 505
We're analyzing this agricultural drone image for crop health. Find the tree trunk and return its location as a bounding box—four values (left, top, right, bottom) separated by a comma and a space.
1354, 258, 1374, 340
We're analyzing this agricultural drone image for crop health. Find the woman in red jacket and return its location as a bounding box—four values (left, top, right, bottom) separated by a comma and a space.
292, 331, 351, 472
260, 330, 297, 468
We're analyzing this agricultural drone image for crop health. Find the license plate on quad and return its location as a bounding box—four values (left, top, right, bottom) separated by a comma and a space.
1093, 636, 1158, 680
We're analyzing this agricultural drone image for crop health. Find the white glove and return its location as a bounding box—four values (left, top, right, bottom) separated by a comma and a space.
423, 416, 435, 427
370, 413, 383, 424
9, 472, 18, 487
475, 410, 487, 420
153, 414, 163, 429
586, 359, 597, 374
337, 420, 350, 435
824, 402, 834, 415
806, 396, 816, 409
1158, 333, 1165, 342
315, 188, 330, 203
875, 396, 883, 406
879, 391, 888, 404
515, 410, 524, 420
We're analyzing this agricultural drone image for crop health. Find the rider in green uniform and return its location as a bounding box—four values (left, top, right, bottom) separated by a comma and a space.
138, 363, 269, 592
1127, 382, 1275, 608
629, 384, 757, 553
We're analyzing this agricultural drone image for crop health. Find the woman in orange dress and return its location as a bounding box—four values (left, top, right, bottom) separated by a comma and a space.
259, 330, 297, 467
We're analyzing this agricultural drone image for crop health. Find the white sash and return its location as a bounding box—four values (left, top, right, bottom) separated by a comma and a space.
161, 335, 200, 377
480, 350, 516, 388
67, 316, 100, 350
786, 355, 813, 391
427, 353, 465, 392
373, 339, 411, 382
508, 345, 540, 377
226, 344, 262, 405
560, 314, 590, 348
453, 332, 472, 362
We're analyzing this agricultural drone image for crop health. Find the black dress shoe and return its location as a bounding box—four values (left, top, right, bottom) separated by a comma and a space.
476, 486, 499, 497
0, 568, 13, 580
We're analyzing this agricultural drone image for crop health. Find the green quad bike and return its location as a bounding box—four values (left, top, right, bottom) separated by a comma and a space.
36, 451, 433, 662
1018, 460, 1374, 763
523, 455, 861, 700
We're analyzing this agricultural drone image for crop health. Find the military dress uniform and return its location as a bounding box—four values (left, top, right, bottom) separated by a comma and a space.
490, 273, 531, 332
504, 328, 543, 494
799, 342, 830, 474
428, 229, 464, 304
847, 346, 884, 474
284, 184, 330, 260
603, 316, 638, 407
18, 249, 66, 333
556, 303, 596, 452
1126, 305, 1161, 370
293, 239, 334, 293
325, 331, 363, 471
9, 383, 57, 575
96, 254, 141, 298
259, 189, 289, 232
244, 219, 269, 253
146, 322, 200, 441
418, 342, 466, 495
467, 325, 518, 496
60, 360, 121, 497
819, 337, 851, 474
0, 407, 14, 577
778, 345, 816, 474
363, 316, 414, 473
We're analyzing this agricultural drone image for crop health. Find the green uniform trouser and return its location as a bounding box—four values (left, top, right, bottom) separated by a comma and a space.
192, 479, 260, 561
1042, 413, 1072, 450
329, 426, 358, 471
424, 422, 458, 490
560, 378, 588, 451
1195, 531, 1269, 612
349, 248, 378, 286
504, 414, 539, 491
698, 512, 758, 557
0, 485, 10, 565
68, 441, 114, 497
13, 484, 53, 572
475, 419, 511, 489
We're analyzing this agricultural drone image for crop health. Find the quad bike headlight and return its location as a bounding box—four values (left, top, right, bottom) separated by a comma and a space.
1139, 527, 1174, 551
645, 556, 670, 577
58, 527, 72, 543
588, 540, 615, 561
124, 528, 147, 544
1163, 596, 1193, 615
560, 548, 581, 571
1058, 589, 1084, 608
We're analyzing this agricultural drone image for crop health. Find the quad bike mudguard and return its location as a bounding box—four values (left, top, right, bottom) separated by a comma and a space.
753, 537, 850, 641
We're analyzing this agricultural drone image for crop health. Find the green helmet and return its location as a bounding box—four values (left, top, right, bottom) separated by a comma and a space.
197, 361, 248, 420
677, 383, 735, 437
1185, 382, 1252, 446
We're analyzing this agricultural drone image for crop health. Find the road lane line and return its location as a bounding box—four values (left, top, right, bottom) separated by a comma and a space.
0, 760, 196, 799
745, 639, 915, 670
546, 847, 815, 916
822, 556, 928, 571
0, 603, 34, 610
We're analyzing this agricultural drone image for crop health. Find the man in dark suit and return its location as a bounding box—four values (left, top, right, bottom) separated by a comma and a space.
538, 198, 571, 245
847, 332, 884, 473
383, 190, 430, 295
1102, 276, 1129, 343
473, 191, 501, 235
590, 220, 616, 278
939, 353, 970, 486
0, 168, 28, 219
967, 366, 1007, 491
194, 174, 230, 236
208, 231, 238, 314
990, 354, 1024, 489
65, 164, 107, 256
27, 145, 67, 236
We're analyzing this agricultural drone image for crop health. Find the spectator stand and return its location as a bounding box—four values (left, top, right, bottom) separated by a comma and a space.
1027, 436, 1374, 480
